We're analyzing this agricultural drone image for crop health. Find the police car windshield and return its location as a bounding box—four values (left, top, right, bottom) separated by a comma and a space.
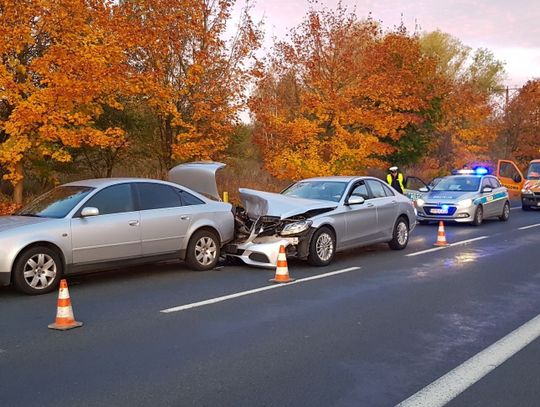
432, 176, 480, 192
526, 163, 540, 180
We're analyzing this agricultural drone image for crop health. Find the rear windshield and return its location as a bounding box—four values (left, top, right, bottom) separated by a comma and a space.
432, 176, 480, 192
526, 163, 540, 180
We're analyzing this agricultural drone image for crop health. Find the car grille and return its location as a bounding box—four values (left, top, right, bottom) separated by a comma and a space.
424, 206, 457, 216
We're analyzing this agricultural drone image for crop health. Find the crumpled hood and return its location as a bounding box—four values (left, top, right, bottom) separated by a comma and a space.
168, 162, 225, 201
239, 188, 336, 219
426, 191, 476, 202
0, 216, 53, 233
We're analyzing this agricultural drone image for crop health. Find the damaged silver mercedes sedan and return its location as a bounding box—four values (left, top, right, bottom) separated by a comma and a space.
226, 176, 417, 268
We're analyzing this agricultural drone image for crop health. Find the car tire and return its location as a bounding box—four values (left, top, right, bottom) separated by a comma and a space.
185, 229, 220, 271
388, 217, 409, 250
307, 227, 336, 266
499, 201, 510, 221
12, 246, 62, 295
472, 205, 483, 226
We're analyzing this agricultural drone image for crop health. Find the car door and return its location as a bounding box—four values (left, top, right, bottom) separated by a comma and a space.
70, 183, 141, 265
488, 176, 506, 214
366, 179, 399, 239
480, 177, 496, 217
136, 182, 196, 256
342, 181, 378, 247
496, 160, 524, 198
404, 176, 429, 201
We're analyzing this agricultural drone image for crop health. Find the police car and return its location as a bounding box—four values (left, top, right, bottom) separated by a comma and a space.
415, 168, 510, 225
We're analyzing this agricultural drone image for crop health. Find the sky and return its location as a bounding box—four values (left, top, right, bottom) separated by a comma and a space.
241, 0, 540, 89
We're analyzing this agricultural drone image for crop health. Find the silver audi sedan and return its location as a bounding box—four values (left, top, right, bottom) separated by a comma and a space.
226, 176, 417, 268
0, 171, 234, 294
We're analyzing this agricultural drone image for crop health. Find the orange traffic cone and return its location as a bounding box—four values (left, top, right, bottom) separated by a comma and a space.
433, 221, 450, 247
269, 245, 295, 283
48, 279, 83, 331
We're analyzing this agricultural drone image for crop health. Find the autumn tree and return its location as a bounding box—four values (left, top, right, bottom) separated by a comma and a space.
419, 31, 505, 172
499, 79, 540, 166
117, 0, 262, 174
0, 0, 134, 203
250, 5, 439, 180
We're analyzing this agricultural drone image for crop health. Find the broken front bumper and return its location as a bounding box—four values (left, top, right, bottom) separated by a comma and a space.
224, 236, 300, 268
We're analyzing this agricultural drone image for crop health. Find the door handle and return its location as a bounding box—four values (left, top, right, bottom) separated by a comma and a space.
180, 216, 189, 220
128, 220, 139, 226
367, 203, 375, 208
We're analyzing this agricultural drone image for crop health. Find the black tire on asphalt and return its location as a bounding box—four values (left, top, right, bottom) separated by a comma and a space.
307, 226, 336, 267
388, 217, 410, 250
472, 205, 483, 226
12, 246, 62, 295
185, 229, 220, 271
499, 201, 510, 221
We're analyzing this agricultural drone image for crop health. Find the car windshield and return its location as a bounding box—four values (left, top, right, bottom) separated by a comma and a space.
526, 163, 540, 180
16, 186, 95, 218
282, 181, 347, 202
432, 176, 480, 192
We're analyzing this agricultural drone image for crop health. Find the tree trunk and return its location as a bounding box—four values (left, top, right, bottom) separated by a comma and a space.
13, 161, 23, 205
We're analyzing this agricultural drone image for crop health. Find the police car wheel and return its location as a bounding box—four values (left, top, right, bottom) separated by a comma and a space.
472, 206, 483, 226
499, 201, 510, 221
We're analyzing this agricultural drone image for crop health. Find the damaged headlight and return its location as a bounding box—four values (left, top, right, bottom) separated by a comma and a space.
280, 220, 313, 236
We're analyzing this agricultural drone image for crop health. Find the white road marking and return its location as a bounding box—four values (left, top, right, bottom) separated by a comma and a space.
160, 267, 361, 313
406, 236, 489, 257
396, 313, 540, 407
518, 223, 540, 230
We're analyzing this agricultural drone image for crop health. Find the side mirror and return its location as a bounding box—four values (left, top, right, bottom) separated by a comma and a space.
481, 187, 492, 194
346, 195, 365, 205
513, 174, 522, 183
81, 207, 99, 217
419, 187, 429, 192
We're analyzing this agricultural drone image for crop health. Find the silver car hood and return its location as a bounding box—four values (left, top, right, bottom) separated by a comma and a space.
0, 216, 53, 233
168, 162, 225, 201
239, 188, 336, 220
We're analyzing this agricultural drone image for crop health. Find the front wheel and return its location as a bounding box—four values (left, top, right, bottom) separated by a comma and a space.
12, 246, 62, 295
307, 227, 336, 266
388, 217, 409, 250
185, 229, 220, 271
499, 201, 510, 221
472, 205, 484, 226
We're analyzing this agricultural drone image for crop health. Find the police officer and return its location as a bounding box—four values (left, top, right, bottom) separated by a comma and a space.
387, 166, 405, 194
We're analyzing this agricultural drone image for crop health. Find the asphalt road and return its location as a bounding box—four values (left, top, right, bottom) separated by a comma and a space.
1, 205, 540, 407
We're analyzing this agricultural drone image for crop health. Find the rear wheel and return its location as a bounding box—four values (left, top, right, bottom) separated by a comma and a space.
472, 205, 483, 226
499, 201, 510, 221
185, 229, 220, 271
12, 246, 62, 295
307, 227, 336, 266
388, 217, 409, 250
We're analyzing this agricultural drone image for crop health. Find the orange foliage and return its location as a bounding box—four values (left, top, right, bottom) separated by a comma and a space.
0, 0, 133, 189
250, 6, 438, 179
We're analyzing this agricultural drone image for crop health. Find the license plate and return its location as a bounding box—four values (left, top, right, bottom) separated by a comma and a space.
431, 208, 448, 214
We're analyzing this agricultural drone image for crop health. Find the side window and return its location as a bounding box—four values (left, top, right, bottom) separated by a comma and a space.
366, 180, 387, 198
405, 176, 428, 191
498, 162, 519, 179
481, 178, 491, 189
489, 177, 501, 188
350, 182, 369, 200
137, 183, 182, 210
177, 189, 205, 206
82, 184, 135, 215
382, 183, 395, 197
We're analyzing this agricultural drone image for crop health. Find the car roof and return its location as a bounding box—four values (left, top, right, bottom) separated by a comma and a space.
298, 176, 377, 183
63, 178, 173, 189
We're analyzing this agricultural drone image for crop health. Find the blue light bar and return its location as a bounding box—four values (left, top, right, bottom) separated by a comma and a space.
474, 167, 488, 175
